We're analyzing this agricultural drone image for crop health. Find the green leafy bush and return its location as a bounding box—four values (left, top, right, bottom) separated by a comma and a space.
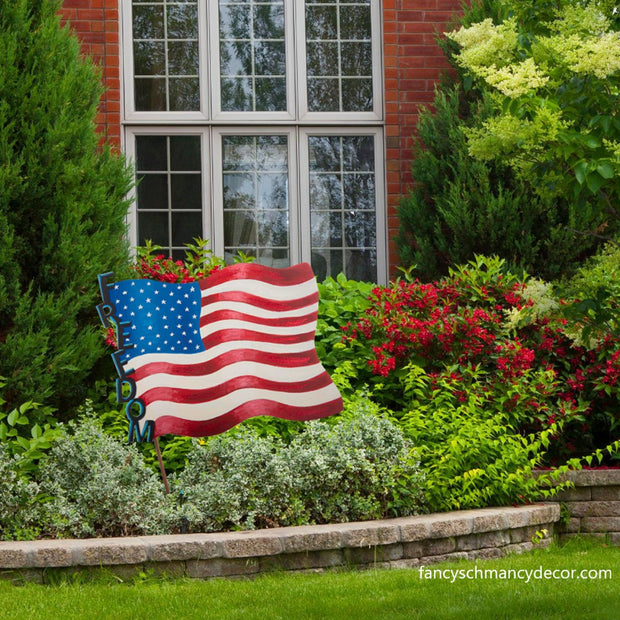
399, 365, 572, 512
0, 0, 133, 415
0, 444, 41, 540
37, 412, 173, 538
172, 399, 424, 532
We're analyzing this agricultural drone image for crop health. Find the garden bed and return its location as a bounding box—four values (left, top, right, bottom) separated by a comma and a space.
0, 504, 560, 584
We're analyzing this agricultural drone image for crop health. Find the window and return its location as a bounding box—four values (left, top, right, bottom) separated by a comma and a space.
123, 1, 386, 282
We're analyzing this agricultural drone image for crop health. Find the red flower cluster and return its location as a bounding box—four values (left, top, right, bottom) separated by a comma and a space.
135, 254, 221, 284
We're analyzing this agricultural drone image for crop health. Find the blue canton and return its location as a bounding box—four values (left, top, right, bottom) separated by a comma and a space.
109, 280, 204, 363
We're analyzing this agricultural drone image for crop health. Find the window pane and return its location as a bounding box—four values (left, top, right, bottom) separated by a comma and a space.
136, 136, 167, 170
170, 136, 202, 171
133, 5, 164, 40
305, 0, 373, 112
221, 134, 290, 267
309, 135, 377, 280
219, 0, 287, 112
132, 1, 200, 112
137, 174, 168, 210
171, 174, 202, 210
172, 211, 202, 247
138, 212, 169, 247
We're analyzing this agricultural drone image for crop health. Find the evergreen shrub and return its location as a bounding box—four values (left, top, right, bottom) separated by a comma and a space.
0, 0, 133, 416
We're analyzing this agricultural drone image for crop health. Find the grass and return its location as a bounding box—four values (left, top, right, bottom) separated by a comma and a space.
0, 537, 618, 619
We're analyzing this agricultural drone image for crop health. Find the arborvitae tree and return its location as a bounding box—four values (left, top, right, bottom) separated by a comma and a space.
396, 86, 599, 281
0, 0, 133, 414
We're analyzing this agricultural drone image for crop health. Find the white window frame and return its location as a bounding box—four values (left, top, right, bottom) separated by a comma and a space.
298, 0, 383, 122
120, 1, 387, 283
211, 127, 300, 263
123, 127, 213, 251
298, 127, 387, 279
122, 0, 210, 122
210, 0, 297, 121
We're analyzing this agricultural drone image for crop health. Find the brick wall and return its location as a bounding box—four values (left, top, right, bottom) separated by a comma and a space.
383, 0, 459, 274
59, 0, 121, 147
60, 0, 462, 272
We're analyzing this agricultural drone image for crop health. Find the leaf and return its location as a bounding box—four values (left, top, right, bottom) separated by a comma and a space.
596, 162, 614, 180
574, 160, 587, 185
7, 408, 19, 426
586, 171, 606, 194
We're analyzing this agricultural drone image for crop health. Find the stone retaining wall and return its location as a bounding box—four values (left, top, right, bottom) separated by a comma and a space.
0, 504, 559, 584
552, 469, 620, 546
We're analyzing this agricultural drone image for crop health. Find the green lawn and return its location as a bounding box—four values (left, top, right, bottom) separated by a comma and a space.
0, 538, 617, 619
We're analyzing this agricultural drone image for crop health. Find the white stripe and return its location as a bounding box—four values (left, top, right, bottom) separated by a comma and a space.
203, 278, 317, 301
201, 300, 318, 319
126, 339, 317, 372
142, 384, 342, 423
134, 361, 327, 395
200, 319, 317, 339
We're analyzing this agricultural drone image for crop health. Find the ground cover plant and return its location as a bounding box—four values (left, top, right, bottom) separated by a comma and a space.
0, 538, 617, 619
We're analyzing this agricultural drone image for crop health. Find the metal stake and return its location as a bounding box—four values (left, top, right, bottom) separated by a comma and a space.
154, 436, 170, 494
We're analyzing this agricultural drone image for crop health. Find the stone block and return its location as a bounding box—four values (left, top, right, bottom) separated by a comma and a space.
423, 537, 456, 556
504, 541, 534, 556
73, 538, 148, 566
187, 557, 260, 579
419, 551, 470, 566
428, 516, 473, 539
337, 522, 400, 548
580, 517, 620, 533
471, 512, 508, 534
0, 543, 29, 569
553, 487, 592, 502
261, 549, 345, 572
503, 507, 537, 530
398, 520, 432, 543
222, 533, 283, 559
402, 541, 424, 559
279, 527, 343, 554
468, 547, 505, 561
344, 543, 403, 566
144, 534, 222, 562
570, 470, 620, 487
592, 486, 620, 501
456, 530, 510, 552
608, 532, 620, 547
388, 558, 422, 570
566, 501, 620, 518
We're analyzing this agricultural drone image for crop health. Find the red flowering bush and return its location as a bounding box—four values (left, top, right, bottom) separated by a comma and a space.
332, 256, 619, 463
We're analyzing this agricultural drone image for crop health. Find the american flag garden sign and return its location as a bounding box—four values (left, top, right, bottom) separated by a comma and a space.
97, 262, 343, 443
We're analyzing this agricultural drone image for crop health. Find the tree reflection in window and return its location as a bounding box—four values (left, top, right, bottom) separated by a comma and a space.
222, 135, 290, 267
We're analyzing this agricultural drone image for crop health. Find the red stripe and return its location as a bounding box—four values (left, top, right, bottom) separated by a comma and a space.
141, 372, 334, 406
200, 262, 315, 290
202, 329, 316, 348
201, 291, 318, 312
199, 309, 317, 330
153, 397, 343, 438
130, 349, 320, 382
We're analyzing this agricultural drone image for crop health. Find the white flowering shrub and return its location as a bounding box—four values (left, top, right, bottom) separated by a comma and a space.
447, 0, 620, 217
172, 397, 424, 532
37, 415, 175, 538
